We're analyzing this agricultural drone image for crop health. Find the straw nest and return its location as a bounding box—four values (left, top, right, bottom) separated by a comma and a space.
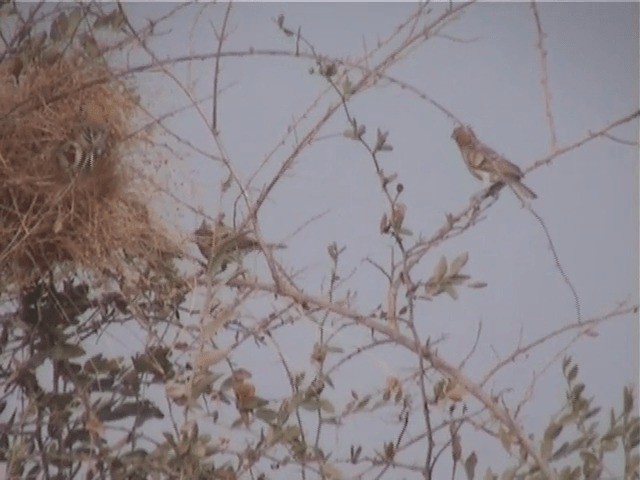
0, 51, 182, 292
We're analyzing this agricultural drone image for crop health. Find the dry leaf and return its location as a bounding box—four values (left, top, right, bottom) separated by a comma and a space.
195, 348, 230, 369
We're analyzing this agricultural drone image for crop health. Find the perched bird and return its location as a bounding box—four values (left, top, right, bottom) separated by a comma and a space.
451, 125, 537, 201
56, 123, 110, 177
193, 219, 285, 268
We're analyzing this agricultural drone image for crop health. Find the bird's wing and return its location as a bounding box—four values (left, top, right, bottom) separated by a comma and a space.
474, 144, 524, 180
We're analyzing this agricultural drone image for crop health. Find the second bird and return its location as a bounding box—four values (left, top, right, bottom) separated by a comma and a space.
451, 125, 537, 201
194, 219, 285, 267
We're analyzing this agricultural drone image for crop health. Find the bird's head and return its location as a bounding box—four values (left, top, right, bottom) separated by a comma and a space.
451, 125, 476, 147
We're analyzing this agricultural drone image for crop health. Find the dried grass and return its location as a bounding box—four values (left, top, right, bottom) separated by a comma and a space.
0, 51, 180, 291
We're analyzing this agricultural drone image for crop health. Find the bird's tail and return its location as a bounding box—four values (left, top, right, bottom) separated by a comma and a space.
510, 180, 537, 201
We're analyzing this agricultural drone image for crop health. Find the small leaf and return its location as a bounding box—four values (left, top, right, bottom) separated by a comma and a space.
343, 128, 356, 140
50, 12, 67, 42
255, 408, 277, 423
444, 285, 458, 301
551, 441, 570, 461
562, 356, 571, 374
570, 383, 585, 400
320, 462, 344, 480
450, 252, 469, 276
541, 437, 553, 460
544, 422, 563, 441
53, 216, 63, 234
451, 434, 462, 462
629, 427, 640, 449
80, 33, 99, 58
221, 172, 232, 192
282, 425, 301, 442
51, 343, 86, 360
391, 202, 406, 230
379, 212, 390, 234
201, 308, 235, 339
319, 399, 335, 414
66, 8, 82, 36
498, 428, 511, 452
356, 395, 371, 410
342, 76, 353, 97
583, 406, 601, 420
624, 386, 634, 415
94, 9, 125, 30
432, 256, 448, 283
464, 452, 477, 480
566, 364, 578, 383
374, 129, 389, 152
449, 274, 470, 285
483, 468, 496, 480
467, 281, 487, 289
501, 467, 517, 480
194, 348, 230, 369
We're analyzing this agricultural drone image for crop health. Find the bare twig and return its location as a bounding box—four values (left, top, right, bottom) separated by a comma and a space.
530, 0, 558, 149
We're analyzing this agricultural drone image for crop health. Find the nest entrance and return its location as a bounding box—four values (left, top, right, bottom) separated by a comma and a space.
0, 52, 179, 291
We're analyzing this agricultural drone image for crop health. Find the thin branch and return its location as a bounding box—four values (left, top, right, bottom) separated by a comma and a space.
530, 0, 558, 149
526, 204, 582, 324
211, 2, 232, 132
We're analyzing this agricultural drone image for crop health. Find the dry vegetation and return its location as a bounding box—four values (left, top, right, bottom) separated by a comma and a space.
0, 46, 180, 293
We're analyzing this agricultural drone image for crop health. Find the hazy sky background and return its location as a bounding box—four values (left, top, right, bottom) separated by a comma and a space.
111, 2, 638, 477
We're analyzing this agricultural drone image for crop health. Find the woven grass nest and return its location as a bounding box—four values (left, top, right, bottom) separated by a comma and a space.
0, 52, 181, 292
